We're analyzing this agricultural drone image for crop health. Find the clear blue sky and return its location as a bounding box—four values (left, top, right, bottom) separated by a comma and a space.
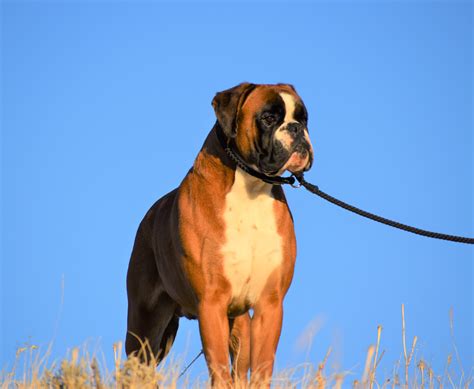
2, 0, 472, 382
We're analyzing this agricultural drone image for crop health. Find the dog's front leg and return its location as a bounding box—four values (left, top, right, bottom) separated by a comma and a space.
198, 298, 232, 387
250, 298, 283, 388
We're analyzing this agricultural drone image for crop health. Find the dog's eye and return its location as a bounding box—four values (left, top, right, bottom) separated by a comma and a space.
261, 113, 277, 127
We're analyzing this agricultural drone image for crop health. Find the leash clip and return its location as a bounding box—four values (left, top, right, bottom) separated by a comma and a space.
290, 175, 302, 188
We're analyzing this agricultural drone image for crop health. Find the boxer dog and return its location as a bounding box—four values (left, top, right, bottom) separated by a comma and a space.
126, 83, 313, 387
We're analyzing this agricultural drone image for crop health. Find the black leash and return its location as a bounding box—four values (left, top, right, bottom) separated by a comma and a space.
293, 175, 474, 245
216, 125, 474, 245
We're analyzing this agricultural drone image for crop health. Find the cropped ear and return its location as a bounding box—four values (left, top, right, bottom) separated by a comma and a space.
212, 82, 256, 138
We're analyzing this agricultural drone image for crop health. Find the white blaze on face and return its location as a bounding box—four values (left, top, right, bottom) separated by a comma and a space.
221, 169, 283, 311
274, 92, 298, 150
281, 92, 297, 123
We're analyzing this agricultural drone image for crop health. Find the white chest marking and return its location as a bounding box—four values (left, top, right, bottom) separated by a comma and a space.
221, 169, 283, 308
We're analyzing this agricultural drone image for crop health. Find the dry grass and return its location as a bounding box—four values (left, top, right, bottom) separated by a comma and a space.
1, 305, 471, 388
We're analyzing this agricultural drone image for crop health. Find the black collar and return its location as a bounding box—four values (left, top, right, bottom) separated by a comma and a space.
215, 124, 297, 186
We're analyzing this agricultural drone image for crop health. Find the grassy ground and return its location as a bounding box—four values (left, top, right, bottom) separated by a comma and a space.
1, 305, 471, 388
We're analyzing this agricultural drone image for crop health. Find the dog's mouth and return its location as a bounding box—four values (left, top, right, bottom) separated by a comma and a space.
285, 150, 312, 174
259, 149, 312, 177
257, 136, 313, 177
279, 138, 314, 174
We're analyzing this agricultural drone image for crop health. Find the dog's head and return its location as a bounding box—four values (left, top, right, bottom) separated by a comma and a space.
212, 82, 313, 176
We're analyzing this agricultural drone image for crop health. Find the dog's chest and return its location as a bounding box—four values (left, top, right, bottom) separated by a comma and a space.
221, 169, 283, 311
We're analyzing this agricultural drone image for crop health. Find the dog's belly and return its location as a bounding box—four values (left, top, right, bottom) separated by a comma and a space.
221, 169, 283, 315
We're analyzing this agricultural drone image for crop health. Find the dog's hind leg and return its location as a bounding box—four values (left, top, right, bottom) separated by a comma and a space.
126, 291, 178, 365
157, 312, 179, 364
229, 313, 251, 384
125, 226, 179, 365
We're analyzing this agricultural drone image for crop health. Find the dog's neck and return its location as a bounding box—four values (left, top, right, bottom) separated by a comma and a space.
191, 124, 273, 195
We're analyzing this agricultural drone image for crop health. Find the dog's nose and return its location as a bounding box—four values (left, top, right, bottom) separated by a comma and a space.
287, 122, 304, 137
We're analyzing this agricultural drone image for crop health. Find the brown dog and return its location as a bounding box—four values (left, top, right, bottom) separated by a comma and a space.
126, 83, 313, 386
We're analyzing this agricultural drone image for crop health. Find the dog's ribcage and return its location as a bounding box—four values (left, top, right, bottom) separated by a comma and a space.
221, 168, 283, 310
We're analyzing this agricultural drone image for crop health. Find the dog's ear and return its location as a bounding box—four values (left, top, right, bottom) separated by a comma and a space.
212, 82, 256, 138
277, 83, 297, 93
